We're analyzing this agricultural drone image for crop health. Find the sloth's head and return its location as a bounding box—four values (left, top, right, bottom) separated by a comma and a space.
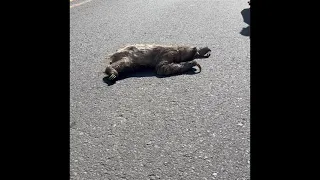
177, 46, 211, 62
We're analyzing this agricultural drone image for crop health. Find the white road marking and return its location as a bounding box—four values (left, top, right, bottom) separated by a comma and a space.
70, 0, 92, 9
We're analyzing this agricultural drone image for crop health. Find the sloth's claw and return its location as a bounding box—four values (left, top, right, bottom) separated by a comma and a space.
194, 63, 202, 73
108, 74, 116, 80
204, 51, 211, 57
195, 47, 211, 58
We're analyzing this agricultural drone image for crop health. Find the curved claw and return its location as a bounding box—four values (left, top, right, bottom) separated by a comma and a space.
108, 74, 116, 81
204, 51, 211, 57
195, 63, 202, 73
195, 47, 212, 59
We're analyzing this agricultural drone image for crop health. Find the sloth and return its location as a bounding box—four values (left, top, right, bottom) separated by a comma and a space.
104, 44, 211, 82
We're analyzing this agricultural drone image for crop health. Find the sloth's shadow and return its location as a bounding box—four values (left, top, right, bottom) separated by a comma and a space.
240, 7, 250, 37
103, 67, 199, 86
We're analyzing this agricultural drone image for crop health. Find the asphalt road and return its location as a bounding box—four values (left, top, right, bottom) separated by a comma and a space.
70, 0, 250, 179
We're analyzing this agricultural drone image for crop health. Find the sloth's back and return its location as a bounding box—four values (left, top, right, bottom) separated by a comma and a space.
120, 44, 177, 67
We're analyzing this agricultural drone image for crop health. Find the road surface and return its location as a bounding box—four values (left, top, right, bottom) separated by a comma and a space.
70, 0, 250, 179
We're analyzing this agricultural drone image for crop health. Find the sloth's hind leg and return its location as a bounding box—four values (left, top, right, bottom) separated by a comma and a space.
155, 60, 201, 76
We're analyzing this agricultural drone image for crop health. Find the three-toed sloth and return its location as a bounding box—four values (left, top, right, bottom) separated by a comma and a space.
104, 44, 211, 82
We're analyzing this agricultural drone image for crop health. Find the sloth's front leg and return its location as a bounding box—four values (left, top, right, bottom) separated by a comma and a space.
104, 65, 118, 81
156, 60, 201, 76
104, 57, 133, 81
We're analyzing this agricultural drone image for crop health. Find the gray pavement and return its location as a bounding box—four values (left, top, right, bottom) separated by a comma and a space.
70, 0, 250, 179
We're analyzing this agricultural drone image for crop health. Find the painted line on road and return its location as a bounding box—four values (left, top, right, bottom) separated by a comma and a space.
70, 0, 92, 8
